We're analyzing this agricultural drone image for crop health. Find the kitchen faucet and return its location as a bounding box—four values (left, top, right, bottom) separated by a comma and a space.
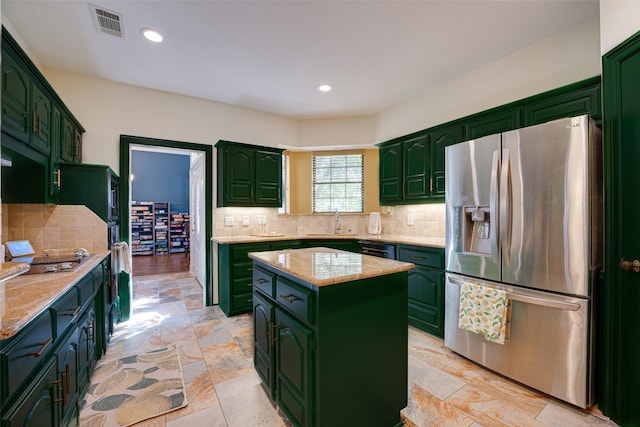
334, 210, 341, 234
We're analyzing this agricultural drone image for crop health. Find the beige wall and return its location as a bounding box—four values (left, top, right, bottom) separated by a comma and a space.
600, 0, 640, 54
374, 15, 601, 143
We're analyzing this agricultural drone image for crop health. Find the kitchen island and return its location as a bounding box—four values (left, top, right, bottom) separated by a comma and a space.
249, 247, 414, 427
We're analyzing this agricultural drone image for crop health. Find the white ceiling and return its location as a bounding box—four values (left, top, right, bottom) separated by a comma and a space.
2, 0, 599, 119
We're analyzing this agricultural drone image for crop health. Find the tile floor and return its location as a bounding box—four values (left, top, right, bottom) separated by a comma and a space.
81, 273, 618, 427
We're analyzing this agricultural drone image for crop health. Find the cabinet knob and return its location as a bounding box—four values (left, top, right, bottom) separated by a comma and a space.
620, 257, 640, 273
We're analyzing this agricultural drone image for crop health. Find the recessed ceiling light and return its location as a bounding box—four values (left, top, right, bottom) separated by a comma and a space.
318, 84, 332, 92
142, 28, 163, 42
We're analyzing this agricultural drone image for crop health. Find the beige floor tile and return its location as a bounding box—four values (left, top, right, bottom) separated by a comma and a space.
202, 340, 253, 385
402, 384, 475, 427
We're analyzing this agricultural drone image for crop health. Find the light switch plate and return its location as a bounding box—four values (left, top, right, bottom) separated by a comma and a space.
224, 216, 234, 226
242, 216, 250, 226
407, 213, 414, 226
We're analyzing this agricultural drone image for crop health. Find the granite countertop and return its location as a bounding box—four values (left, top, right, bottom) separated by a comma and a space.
0, 262, 31, 282
212, 233, 445, 248
0, 250, 110, 341
248, 247, 415, 287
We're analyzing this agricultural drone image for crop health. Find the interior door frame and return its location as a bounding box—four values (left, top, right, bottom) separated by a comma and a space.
600, 29, 640, 426
119, 135, 213, 320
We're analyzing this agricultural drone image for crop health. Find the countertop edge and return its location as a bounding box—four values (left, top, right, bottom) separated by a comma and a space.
249, 247, 415, 287
0, 251, 110, 341
212, 233, 445, 248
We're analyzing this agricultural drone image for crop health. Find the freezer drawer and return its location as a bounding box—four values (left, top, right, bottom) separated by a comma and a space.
444, 273, 594, 408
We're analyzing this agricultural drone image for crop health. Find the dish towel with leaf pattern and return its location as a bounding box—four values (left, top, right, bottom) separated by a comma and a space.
458, 282, 510, 344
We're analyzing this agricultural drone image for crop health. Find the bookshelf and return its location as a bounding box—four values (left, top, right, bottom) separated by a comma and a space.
131, 201, 154, 256
170, 212, 190, 253
132, 201, 190, 256
153, 202, 170, 255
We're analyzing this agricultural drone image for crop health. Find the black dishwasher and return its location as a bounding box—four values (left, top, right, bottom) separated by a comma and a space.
358, 240, 396, 259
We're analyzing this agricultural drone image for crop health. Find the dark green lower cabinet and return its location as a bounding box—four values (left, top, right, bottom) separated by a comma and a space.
253, 260, 408, 427
1, 357, 59, 427
55, 327, 80, 426
77, 306, 97, 399
397, 245, 445, 338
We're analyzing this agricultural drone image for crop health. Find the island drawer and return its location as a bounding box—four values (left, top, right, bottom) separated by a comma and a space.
397, 246, 444, 269
1, 311, 54, 401
253, 266, 275, 298
52, 286, 80, 338
276, 277, 314, 324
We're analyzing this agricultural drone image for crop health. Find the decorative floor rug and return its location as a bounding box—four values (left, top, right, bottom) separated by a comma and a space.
79, 345, 187, 427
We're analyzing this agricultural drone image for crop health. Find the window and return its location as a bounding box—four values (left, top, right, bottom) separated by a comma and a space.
313, 154, 364, 213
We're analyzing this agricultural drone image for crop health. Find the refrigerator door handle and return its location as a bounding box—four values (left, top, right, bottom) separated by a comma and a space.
500, 148, 512, 265
490, 149, 500, 264
448, 276, 581, 311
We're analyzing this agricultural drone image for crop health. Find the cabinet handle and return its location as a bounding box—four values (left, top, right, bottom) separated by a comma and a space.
247, 282, 253, 287
280, 294, 302, 303
272, 323, 279, 344
64, 306, 81, 317
247, 267, 254, 272
54, 169, 61, 189
412, 256, 426, 261
256, 278, 267, 284
89, 320, 95, 342
25, 338, 53, 357
26, 110, 36, 131
37, 115, 41, 136
429, 178, 433, 193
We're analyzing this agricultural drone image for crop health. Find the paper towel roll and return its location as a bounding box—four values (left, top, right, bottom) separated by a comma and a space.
368, 212, 382, 234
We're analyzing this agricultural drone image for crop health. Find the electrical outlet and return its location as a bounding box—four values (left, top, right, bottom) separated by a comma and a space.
224, 216, 234, 226
242, 216, 250, 226
407, 213, 414, 226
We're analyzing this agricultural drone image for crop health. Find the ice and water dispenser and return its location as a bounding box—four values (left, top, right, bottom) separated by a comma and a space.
454, 206, 492, 255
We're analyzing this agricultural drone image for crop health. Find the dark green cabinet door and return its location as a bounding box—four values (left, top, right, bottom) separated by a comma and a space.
226, 145, 255, 204
599, 32, 640, 427
522, 81, 601, 126
403, 135, 429, 201
379, 141, 402, 203
30, 83, 52, 156
48, 106, 61, 203
407, 267, 444, 337
255, 150, 282, 206
253, 292, 275, 399
303, 239, 357, 252
429, 125, 464, 197
1, 51, 30, 144
56, 327, 79, 426
1, 357, 59, 427
60, 115, 77, 163
77, 307, 96, 398
466, 108, 522, 140
276, 308, 313, 427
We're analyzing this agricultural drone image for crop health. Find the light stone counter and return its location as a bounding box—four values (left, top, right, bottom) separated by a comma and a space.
0, 250, 110, 340
212, 233, 445, 248
0, 262, 30, 282
248, 247, 414, 287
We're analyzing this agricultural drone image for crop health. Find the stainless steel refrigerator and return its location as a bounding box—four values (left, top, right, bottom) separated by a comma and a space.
444, 115, 602, 408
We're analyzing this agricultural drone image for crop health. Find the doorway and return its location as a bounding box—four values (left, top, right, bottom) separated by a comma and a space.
118, 135, 213, 321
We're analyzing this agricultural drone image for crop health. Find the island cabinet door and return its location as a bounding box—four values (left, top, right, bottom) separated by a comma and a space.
275, 308, 313, 427
253, 292, 275, 399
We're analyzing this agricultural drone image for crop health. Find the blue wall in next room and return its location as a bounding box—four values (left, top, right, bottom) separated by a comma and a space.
132, 151, 190, 213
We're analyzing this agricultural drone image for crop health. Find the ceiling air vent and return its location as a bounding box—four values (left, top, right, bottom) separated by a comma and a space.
90, 3, 125, 38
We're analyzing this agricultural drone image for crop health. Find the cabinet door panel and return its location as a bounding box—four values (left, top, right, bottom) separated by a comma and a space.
255, 151, 282, 206
1, 357, 58, 427
407, 267, 444, 337
466, 109, 522, 140
379, 142, 402, 203
30, 83, 52, 156
403, 135, 429, 200
276, 308, 313, 427
253, 292, 275, 398
1, 52, 30, 144
225, 146, 254, 204
523, 84, 601, 126
56, 327, 79, 425
60, 115, 76, 163
429, 125, 464, 197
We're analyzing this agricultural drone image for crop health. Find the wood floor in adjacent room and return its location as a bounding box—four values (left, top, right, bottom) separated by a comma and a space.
132, 253, 190, 276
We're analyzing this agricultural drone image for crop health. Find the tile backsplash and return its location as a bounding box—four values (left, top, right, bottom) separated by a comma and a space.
214, 204, 446, 238
2, 204, 108, 258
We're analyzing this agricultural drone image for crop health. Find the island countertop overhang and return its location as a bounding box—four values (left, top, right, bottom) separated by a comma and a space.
248, 247, 414, 287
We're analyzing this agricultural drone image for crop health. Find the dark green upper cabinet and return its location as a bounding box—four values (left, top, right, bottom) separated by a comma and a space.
465, 108, 522, 140
403, 135, 429, 201
216, 140, 284, 207
1, 27, 84, 204
379, 141, 402, 203
378, 125, 462, 205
